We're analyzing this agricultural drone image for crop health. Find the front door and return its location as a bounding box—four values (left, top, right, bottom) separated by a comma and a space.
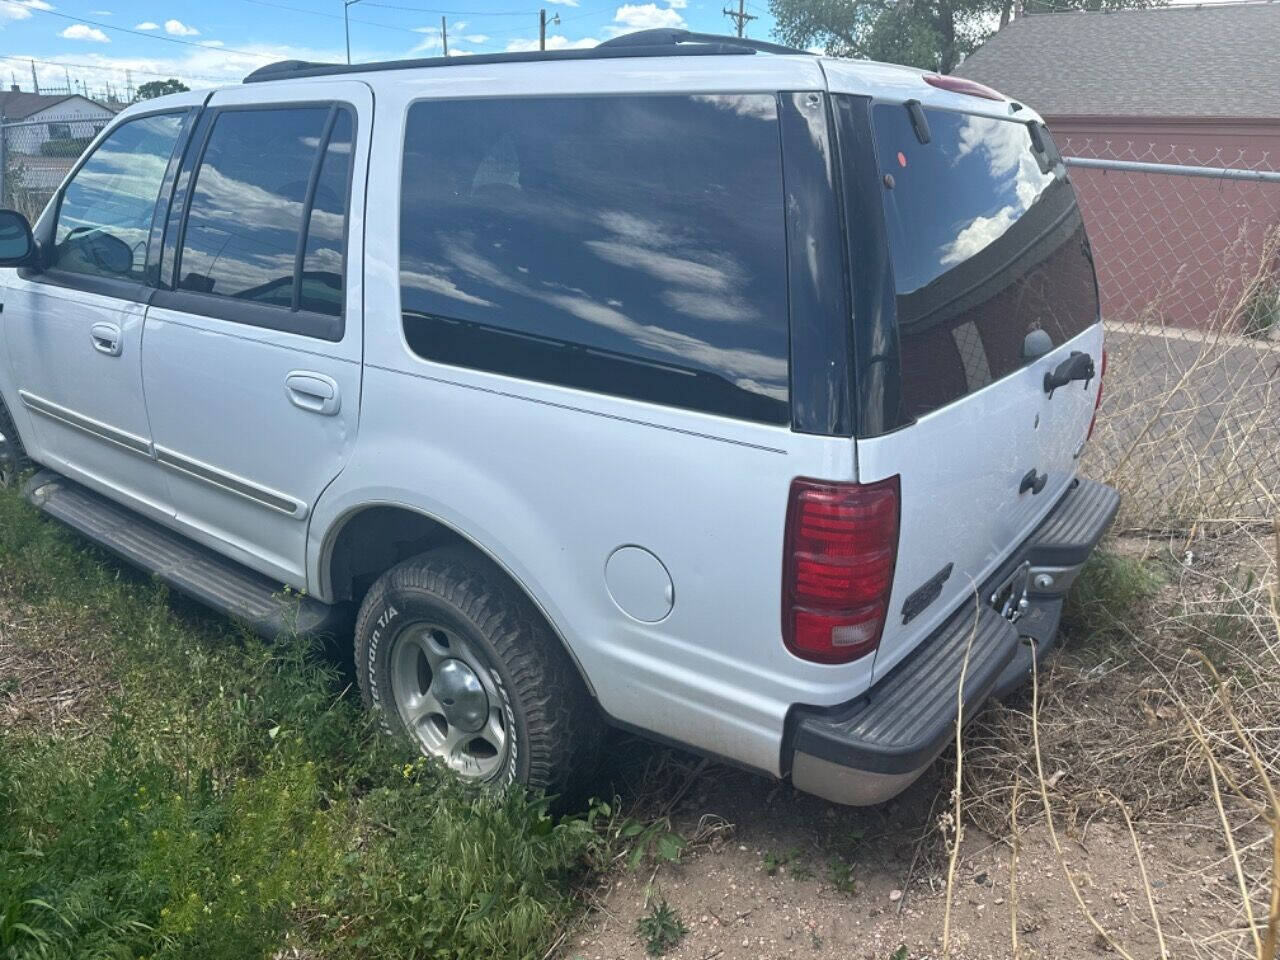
1, 107, 193, 520
141, 81, 370, 588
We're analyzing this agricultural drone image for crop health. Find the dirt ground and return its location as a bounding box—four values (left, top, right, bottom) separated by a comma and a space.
0, 595, 113, 736
566, 526, 1279, 960
565, 761, 1248, 960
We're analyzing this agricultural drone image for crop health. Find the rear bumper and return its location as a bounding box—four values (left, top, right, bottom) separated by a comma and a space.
787, 476, 1119, 806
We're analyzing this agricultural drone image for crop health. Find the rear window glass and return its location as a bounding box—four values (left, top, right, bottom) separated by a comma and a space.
399, 94, 790, 425
872, 105, 1098, 420
179, 107, 331, 306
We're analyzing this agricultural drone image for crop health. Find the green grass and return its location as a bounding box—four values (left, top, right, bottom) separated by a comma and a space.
0, 487, 604, 960
1061, 548, 1163, 652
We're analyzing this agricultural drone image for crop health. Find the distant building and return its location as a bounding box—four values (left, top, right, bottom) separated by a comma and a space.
0, 90, 117, 151
0, 90, 121, 211
955, 2, 1280, 328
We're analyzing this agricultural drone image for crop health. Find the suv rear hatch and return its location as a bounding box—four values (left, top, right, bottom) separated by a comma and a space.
850, 99, 1104, 682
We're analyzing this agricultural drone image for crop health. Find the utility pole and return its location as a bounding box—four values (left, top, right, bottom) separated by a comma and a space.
722, 0, 756, 37
441, 15, 448, 55
30, 60, 38, 95
343, 0, 364, 65
539, 8, 560, 50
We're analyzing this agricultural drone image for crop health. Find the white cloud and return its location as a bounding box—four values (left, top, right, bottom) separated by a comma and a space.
2, 0, 54, 22
606, 3, 686, 37
60, 24, 111, 42
135, 20, 158, 29
200, 39, 224, 47
408, 31, 442, 54
452, 19, 467, 30
164, 19, 199, 36
462, 33, 488, 43
504, 34, 597, 52
940, 207, 1017, 266
546, 0, 580, 5
91, 9, 114, 15
14, 39, 372, 95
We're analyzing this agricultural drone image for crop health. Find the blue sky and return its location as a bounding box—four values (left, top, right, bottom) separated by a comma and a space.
0, 0, 778, 94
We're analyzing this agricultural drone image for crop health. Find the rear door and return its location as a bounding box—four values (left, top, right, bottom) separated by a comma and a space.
846, 100, 1103, 681
141, 81, 370, 587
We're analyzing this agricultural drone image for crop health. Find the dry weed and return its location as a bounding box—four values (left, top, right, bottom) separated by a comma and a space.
956, 519, 1278, 959
1087, 226, 1280, 532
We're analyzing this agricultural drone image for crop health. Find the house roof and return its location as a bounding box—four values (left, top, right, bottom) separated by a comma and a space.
0, 92, 74, 120
0, 92, 115, 120
953, 2, 1280, 120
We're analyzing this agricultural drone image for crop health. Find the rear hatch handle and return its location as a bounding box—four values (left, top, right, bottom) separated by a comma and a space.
1020, 468, 1048, 496
1044, 350, 1095, 398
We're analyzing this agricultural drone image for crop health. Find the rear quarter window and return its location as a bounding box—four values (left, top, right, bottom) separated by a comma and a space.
872, 105, 1099, 420
398, 94, 791, 425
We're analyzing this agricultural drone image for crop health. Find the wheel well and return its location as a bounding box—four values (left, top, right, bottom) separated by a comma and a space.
324, 504, 599, 699
326, 505, 463, 604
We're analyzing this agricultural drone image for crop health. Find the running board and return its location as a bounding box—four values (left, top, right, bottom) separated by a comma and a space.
23, 470, 340, 639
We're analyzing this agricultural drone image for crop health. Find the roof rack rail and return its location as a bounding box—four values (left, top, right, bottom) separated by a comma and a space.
244, 29, 811, 84
597, 28, 807, 55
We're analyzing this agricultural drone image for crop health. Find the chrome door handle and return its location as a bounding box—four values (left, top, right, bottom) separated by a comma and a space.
284, 371, 341, 416
90, 322, 122, 357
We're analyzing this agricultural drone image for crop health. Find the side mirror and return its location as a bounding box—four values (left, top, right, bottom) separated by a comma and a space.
0, 209, 36, 266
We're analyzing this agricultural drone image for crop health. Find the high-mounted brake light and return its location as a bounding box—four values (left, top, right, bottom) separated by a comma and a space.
782, 477, 900, 665
1087, 348, 1107, 441
922, 74, 1005, 102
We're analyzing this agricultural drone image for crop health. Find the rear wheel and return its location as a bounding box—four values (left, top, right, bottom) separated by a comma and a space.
355, 550, 601, 796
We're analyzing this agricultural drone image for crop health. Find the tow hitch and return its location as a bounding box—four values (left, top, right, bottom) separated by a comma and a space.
990, 561, 1031, 623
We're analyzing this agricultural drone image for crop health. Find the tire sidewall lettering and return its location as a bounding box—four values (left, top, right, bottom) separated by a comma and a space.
366, 594, 520, 788
366, 601, 400, 732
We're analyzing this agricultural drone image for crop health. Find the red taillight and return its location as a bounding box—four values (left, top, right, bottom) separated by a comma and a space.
782, 477, 900, 665
1086, 348, 1107, 441
922, 74, 1005, 102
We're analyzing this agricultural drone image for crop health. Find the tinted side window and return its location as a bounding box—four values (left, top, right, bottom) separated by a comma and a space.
399, 95, 790, 425
53, 113, 184, 281
299, 110, 352, 317
178, 107, 349, 313
871, 105, 1099, 420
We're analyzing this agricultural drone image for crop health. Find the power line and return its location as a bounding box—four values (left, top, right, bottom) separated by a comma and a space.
0, 0, 276, 60
557, 2, 621, 23
231, 0, 428, 35
0, 53, 231, 85
359, 1, 531, 13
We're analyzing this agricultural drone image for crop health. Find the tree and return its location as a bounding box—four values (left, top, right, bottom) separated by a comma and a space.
134, 78, 189, 101
770, 0, 1163, 74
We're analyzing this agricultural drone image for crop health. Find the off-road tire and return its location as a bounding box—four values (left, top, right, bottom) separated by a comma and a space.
355, 549, 602, 799
0, 395, 31, 488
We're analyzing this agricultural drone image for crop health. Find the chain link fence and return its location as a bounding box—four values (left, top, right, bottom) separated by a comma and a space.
1061, 139, 1280, 531
0, 117, 103, 224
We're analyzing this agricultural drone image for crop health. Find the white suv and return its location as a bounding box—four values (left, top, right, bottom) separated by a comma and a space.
0, 30, 1117, 805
